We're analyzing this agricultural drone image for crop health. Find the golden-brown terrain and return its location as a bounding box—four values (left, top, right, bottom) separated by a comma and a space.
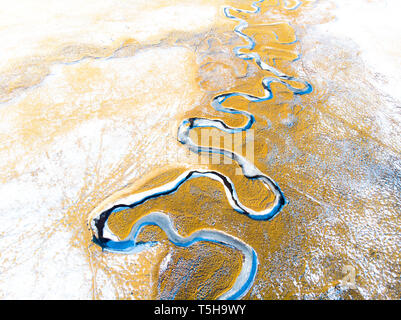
0, 0, 400, 299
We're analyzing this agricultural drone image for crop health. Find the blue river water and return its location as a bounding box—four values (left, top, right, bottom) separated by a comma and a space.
91, 0, 312, 300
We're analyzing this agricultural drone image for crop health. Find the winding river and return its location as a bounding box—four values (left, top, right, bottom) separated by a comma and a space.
89, 0, 312, 300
